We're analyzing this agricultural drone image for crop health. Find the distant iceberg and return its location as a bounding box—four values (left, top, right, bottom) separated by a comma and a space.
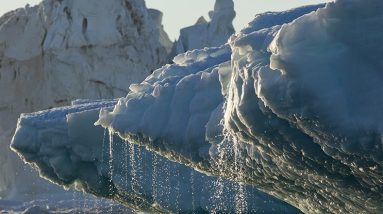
171, 0, 236, 56
11, 0, 383, 213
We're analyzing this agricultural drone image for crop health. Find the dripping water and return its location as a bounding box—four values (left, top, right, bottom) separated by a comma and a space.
153, 155, 171, 209
101, 129, 107, 167
211, 141, 230, 213
124, 141, 129, 193
152, 153, 158, 203
129, 144, 137, 193
108, 130, 114, 213
95, 128, 108, 213
190, 170, 196, 213
233, 136, 247, 214
163, 156, 171, 209
173, 165, 180, 212
135, 145, 144, 195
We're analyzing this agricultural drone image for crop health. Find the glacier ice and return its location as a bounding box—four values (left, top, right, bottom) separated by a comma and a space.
0, 0, 172, 200
11, 3, 319, 213
10, 0, 383, 213
11, 100, 298, 213
0, 0, 239, 200
95, 1, 382, 213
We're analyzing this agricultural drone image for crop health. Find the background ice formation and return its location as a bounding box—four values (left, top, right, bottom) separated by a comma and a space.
171, 0, 236, 57
0, 0, 172, 199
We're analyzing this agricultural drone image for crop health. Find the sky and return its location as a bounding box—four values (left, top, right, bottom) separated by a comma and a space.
0, 0, 333, 40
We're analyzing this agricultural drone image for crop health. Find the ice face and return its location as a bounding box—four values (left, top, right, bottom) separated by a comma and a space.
11, 100, 298, 213
11, 0, 383, 213
0, 0, 172, 200
0, 0, 241, 200
96, 1, 383, 213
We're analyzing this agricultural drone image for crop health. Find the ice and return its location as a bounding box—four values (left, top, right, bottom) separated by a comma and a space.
171, 0, 235, 56
0, 0, 174, 200
0, 0, 242, 200
11, 100, 298, 213
11, 0, 383, 213
0, 194, 132, 213
96, 1, 382, 213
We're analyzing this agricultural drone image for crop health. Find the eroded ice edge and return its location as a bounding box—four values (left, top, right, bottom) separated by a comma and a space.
12, 0, 383, 213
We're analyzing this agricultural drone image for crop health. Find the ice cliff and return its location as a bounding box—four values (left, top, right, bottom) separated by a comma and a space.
0, 0, 172, 199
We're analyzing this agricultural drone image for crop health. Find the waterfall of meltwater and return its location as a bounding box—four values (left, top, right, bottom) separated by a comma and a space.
108, 131, 115, 213
190, 170, 196, 213
211, 141, 230, 213
233, 136, 247, 214
152, 153, 159, 205
123, 141, 129, 193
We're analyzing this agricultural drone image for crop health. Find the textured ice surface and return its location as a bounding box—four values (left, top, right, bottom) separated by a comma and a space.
0, 0, 242, 201
12, 0, 383, 213
96, 1, 383, 213
0, 0, 172, 199
11, 100, 298, 213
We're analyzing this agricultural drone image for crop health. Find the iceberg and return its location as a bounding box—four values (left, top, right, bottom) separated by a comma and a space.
171, 0, 236, 56
11, 0, 383, 213
0, 0, 240, 201
0, 0, 173, 199
11, 3, 321, 213
11, 99, 298, 213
